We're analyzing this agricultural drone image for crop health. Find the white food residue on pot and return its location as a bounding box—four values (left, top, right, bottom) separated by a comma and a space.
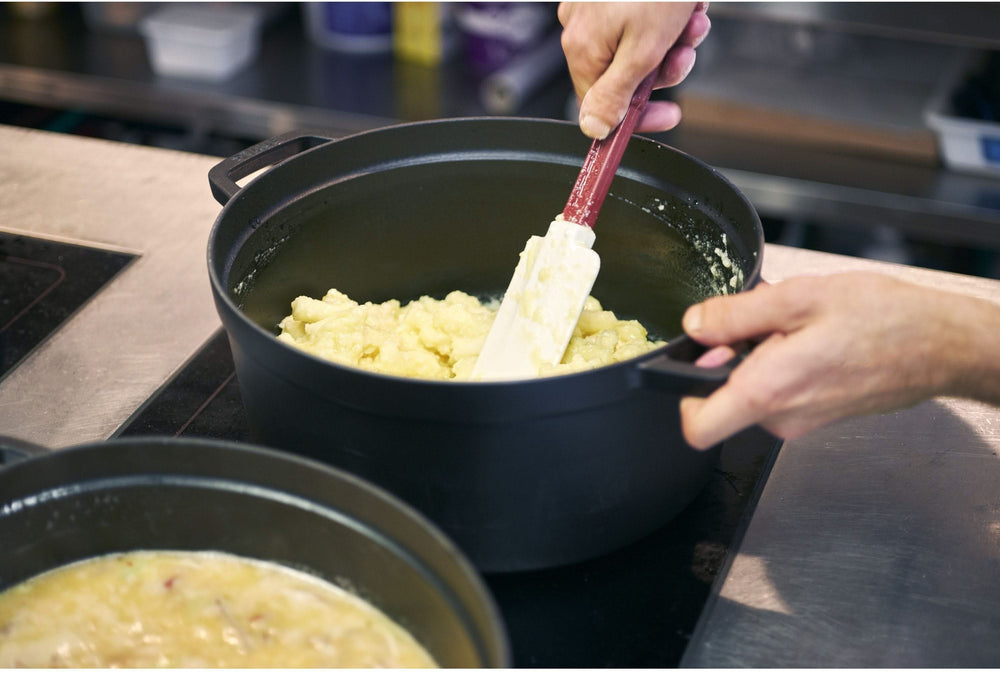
628, 194, 746, 296
686, 220, 745, 294
710, 233, 745, 292
276, 289, 665, 381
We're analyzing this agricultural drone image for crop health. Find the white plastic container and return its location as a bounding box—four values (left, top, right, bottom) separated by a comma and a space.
140, 4, 263, 81
925, 52, 1000, 178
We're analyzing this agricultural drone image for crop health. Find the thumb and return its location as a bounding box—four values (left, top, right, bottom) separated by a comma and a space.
578, 57, 651, 139
683, 281, 801, 347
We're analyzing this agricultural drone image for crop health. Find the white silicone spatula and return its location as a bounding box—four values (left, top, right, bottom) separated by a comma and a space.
472, 72, 657, 381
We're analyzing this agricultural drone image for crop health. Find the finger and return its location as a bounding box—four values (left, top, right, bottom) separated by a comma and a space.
560, 27, 615, 105
694, 345, 736, 368
558, 4, 620, 104
683, 283, 808, 347
658, 46, 696, 88
677, 9, 710, 48
577, 13, 678, 138
635, 100, 683, 134
578, 52, 656, 139
680, 381, 762, 449
556, 2, 571, 27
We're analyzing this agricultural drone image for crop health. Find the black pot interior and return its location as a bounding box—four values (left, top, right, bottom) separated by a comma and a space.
217, 119, 761, 344
0, 439, 509, 667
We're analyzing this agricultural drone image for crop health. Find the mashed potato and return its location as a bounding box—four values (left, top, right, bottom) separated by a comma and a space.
277, 289, 665, 380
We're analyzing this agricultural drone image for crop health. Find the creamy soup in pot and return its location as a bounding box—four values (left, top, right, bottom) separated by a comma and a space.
277, 289, 665, 381
0, 550, 437, 668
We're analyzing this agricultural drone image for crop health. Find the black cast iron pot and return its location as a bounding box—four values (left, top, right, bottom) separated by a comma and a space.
0, 437, 509, 667
207, 118, 764, 572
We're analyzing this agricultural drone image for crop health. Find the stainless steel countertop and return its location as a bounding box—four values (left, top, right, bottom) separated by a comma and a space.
685, 248, 1000, 667
2, 125, 999, 665
0, 125, 221, 444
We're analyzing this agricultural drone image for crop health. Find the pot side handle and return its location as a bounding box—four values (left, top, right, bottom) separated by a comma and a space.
637, 335, 736, 397
0, 435, 51, 469
208, 130, 339, 206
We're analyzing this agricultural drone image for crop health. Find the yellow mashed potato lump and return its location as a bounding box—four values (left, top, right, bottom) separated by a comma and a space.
0, 550, 436, 668
277, 289, 666, 380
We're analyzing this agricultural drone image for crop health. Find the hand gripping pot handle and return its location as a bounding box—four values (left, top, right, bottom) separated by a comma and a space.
209, 130, 339, 205
637, 334, 736, 397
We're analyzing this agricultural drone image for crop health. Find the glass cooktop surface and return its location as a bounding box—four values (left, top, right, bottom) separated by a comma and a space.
117, 330, 780, 667
0, 232, 134, 378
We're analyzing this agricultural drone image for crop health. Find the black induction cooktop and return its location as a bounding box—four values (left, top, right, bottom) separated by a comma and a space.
117, 329, 780, 667
0, 232, 134, 378
0, 230, 783, 667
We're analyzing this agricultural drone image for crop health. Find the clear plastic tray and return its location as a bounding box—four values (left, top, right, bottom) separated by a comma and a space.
139, 4, 264, 81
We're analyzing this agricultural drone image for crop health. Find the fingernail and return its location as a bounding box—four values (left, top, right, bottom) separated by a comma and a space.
580, 114, 611, 140
683, 304, 703, 334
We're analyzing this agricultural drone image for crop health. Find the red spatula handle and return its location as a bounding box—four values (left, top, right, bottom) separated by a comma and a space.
563, 71, 657, 229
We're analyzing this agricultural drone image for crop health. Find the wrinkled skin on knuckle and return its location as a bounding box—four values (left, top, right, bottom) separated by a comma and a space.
559, 24, 593, 61
684, 9, 711, 45
659, 46, 696, 86
556, 2, 571, 26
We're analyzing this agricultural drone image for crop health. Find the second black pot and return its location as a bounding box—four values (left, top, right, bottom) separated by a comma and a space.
0, 437, 509, 666
207, 118, 763, 572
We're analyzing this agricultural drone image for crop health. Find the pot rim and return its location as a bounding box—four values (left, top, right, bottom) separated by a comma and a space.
0, 435, 513, 667
206, 117, 763, 394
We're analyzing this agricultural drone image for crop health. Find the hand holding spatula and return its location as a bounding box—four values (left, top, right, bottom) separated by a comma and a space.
472, 72, 658, 381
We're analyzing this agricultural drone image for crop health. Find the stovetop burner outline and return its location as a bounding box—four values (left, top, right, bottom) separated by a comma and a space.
0, 231, 135, 379
1, 255, 67, 331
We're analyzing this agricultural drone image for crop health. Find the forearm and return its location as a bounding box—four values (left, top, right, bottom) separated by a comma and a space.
940, 292, 1000, 406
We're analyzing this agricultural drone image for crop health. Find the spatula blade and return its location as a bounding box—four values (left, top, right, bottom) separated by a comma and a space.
472, 71, 657, 381
472, 219, 599, 381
